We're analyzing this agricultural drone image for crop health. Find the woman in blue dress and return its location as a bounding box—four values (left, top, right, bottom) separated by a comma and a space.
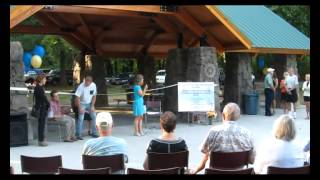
133, 74, 148, 136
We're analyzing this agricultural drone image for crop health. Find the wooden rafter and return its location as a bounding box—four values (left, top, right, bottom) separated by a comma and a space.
40, 12, 92, 50
76, 5, 174, 14
205, 5, 252, 49
153, 15, 193, 48
136, 30, 160, 56
10, 25, 67, 35
173, 8, 224, 52
34, 13, 85, 50
99, 35, 175, 45
226, 48, 309, 55
78, 14, 94, 40
10, 5, 44, 29
41, 5, 156, 19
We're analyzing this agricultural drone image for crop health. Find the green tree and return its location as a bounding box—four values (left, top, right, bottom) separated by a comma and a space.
268, 5, 310, 37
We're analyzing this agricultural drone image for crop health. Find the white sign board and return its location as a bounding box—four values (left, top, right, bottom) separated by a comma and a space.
178, 82, 215, 112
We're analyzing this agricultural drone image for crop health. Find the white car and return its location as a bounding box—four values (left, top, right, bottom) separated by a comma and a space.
156, 70, 166, 84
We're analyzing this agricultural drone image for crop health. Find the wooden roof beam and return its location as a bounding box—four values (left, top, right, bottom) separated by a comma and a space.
10, 25, 68, 35
226, 48, 310, 55
136, 30, 160, 56
205, 5, 252, 49
153, 15, 193, 48
78, 14, 94, 40
40, 5, 164, 19
39, 12, 92, 51
34, 13, 85, 50
76, 5, 176, 14
10, 5, 44, 28
174, 8, 225, 52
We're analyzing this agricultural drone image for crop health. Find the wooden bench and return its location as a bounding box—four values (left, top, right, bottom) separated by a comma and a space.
113, 99, 127, 106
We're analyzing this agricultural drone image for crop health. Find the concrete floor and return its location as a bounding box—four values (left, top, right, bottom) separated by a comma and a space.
10, 105, 310, 174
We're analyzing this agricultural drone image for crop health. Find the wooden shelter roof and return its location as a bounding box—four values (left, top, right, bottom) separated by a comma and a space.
10, 5, 309, 58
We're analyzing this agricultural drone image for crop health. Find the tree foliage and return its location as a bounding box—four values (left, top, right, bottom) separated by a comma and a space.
268, 5, 310, 37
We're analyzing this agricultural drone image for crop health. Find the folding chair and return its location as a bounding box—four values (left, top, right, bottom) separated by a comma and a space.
58, 167, 111, 174
205, 168, 254, 174
267, 165, 310, 174
210, 151, 251, 169
82, 154, 125, 174
127, 167, 182, 174
144, 96, 162, 129
147, 151, 189, 174
20, 155, 62, 174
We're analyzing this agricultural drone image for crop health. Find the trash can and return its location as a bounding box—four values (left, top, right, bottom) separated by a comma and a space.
243, 92, 259, 115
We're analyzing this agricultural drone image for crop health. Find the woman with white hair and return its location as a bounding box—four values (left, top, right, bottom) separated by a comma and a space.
253, 115, 305, 174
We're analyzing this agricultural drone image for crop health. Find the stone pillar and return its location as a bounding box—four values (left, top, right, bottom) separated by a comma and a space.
10, 42, 29, 115
163, 48, 188, 113
271, 54, 298, 107
163, 47, 221, 121
185, 47, 221, 121
85, 55, 108, 107
224, 53, 253, 113
137, 53, 156, 88
10, 42, 32, 140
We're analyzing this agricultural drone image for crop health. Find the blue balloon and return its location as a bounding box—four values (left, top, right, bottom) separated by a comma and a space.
33, 45, 45, 58
258, 57, 265, 69
23, 52, 32, 67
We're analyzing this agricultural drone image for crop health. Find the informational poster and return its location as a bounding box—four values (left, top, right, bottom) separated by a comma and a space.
178, 82, 215, 112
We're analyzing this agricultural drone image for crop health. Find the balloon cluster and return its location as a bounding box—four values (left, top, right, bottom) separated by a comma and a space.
23, 45, 45, 73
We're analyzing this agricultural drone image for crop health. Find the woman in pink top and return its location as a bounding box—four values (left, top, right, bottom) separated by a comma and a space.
49, 90, 77, 142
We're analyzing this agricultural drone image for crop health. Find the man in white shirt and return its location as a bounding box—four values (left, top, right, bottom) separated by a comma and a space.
285, 67, 299, 119
75, 75, 98, 139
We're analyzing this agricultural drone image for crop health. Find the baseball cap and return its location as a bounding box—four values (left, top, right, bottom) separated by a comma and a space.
267, 68, 275, 72
96, 112, 113, 127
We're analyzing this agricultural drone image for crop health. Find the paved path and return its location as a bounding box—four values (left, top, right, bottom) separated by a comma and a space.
10, 106, 310, 174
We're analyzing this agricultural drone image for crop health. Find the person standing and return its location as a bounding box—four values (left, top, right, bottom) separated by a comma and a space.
302, 74, 310, 119
280, 72, 289, 114
133, 74, 148, 136
264, 68, 275, 116
285, 67, 299, 119
34, 74, 50, 146
271, 72, 279, 114
75, 75, 98, 139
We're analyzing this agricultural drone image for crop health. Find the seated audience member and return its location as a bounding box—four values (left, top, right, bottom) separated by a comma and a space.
253, 115, 305, 174
190, 102, 255, 174
82, 112, 128, 174
143, 111, 188, 170
48, 90, 77, 142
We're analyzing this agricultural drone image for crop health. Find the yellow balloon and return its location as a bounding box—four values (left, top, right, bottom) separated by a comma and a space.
31, 55, 42, 68
263, 67, 268, 75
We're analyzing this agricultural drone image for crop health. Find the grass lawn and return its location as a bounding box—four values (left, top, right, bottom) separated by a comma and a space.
27, 84, 128, 106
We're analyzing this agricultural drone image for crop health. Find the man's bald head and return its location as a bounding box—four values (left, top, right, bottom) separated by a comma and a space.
222, 102, 241, 121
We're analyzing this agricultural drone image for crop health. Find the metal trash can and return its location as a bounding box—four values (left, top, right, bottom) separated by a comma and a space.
243, 92, 259, 115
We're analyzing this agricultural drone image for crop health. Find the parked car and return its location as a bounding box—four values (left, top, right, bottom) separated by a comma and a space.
105, 76, 114, 85
46, 69, 73, 85
110, 72, 134, 85
156, 70, 166, 84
